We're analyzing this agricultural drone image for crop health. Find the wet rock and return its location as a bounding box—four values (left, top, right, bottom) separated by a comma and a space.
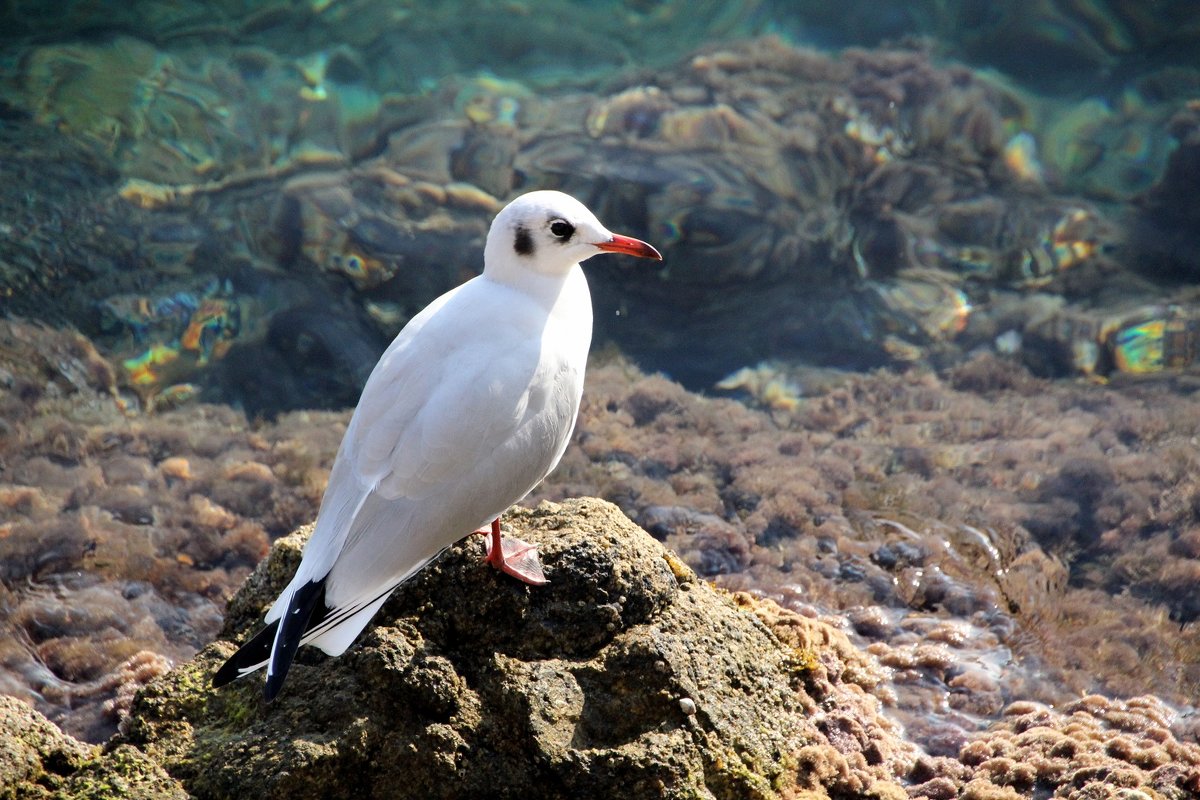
939, 696, 1200, 800
1131, 106, 1200, 281
0, 317, 346, 742
7, 326, 1200, 755
558, 357, 1200, 739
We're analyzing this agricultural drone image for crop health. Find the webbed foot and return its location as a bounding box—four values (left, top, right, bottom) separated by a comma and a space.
477, 518, 549, 585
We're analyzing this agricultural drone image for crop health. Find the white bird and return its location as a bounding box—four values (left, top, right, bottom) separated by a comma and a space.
213, 190, 661, 700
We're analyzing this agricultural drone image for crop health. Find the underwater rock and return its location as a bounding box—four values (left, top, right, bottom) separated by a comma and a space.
264, 167, 497, 302
115, 498, 911, 800
1131, 105, 1200, 281
1035, 94, 1177, 200
100, 277, 246, 411
0, 0, 770, 93
0, 118, 128, 323
0, 34, 389, 186
766, 0, 1200, 94
500, 38, 1125, 382
0, 30, 1148, 393
7, 31, 1197, 396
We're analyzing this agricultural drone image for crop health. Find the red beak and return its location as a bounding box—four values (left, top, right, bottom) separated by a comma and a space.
595, 233, 663, 261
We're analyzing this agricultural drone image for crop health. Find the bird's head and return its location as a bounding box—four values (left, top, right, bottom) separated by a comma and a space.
483, 190, 661, 281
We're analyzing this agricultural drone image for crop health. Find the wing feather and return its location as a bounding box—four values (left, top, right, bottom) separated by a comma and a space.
282, 275, 583, 613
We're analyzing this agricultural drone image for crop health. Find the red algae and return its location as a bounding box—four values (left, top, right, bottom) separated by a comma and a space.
532, 353, 1200, 752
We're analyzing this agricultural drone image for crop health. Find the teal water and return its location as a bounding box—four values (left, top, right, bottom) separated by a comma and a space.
1, 0, 1199, 748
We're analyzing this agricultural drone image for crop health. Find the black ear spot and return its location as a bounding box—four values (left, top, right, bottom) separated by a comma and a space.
513, 225, 534, 256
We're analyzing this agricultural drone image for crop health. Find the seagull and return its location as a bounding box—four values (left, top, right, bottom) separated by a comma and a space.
213, 190, 661, 700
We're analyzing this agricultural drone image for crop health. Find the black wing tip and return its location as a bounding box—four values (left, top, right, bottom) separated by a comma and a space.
262, 669, 286, 702
211, 618, 280, 689
259, 578, 329, 702
212, 579, 332, 700
211, 658, 240, 689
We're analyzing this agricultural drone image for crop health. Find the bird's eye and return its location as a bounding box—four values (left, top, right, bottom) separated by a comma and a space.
550, 220, 575, 239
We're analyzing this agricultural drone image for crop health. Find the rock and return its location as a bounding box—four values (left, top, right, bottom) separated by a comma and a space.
58, 744, 189, 800
114, 498, 911, 799
1131, 106, 1200, 281
0, 694, 187, 799
0, 694, 94, 798
941, 696, 1200, 800
4, 497, 1200, 799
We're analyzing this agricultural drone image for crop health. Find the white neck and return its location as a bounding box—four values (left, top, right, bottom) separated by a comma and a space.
483, 259, 586, 312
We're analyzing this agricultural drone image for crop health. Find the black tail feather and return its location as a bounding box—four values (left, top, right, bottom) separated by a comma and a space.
212, 575, 395, 698
263, 578, 327, 702
212, 619, 280, 689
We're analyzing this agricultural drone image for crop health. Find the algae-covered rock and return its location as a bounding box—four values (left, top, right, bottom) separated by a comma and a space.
112, 497, 910, 800
0, 695, 189, 800
0, 695, 94, 799
7, 496, 1194, 798
58, 744, 189, 800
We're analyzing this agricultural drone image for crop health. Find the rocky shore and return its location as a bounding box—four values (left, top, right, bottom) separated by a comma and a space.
3, 5, 1200, 797
3, 498, 1198, 799
5, 313, 1200, 754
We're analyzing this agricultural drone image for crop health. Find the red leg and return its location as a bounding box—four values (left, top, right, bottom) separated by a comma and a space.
477, 518, 548, 585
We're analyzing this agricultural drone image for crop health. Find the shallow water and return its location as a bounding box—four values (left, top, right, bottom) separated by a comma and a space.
2, 0, 1200, 748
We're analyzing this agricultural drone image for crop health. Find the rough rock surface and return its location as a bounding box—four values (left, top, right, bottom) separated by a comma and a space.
0, 692, 186, 800
116, 497, 912, 800
0, 694, 93, 798
4, 498, 1200, 799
